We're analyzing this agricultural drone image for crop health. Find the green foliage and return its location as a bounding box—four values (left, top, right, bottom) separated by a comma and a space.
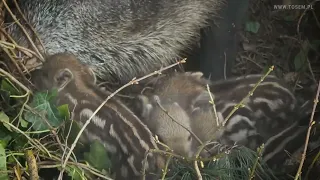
1, 79, 20, 96
245, 21, 260, 34
65, 165, 87, 180
0, 79, 20, 113
0, 144, 9, 180
0, 109, 29, 160
57, 104, 70, 120
167, 147, 277, 180
0, 73, 285, 180
0, 113, 14, 179
65, 121, 82, 141
84, 140, 112, 172
0, 112, 11, 132
19, 117, 29, 128
0, 129, 12, 149
24, 90, 64, 131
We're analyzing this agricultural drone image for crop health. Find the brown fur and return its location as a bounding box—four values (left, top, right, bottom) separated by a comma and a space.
137, 94, 193, 157
31, 53, 165, 180
138, 72, 299, 158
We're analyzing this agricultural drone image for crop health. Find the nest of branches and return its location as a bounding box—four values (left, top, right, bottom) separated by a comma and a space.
0, 0, 319, 180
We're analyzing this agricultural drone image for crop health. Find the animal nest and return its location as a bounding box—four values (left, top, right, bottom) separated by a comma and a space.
0, 0, 319, 180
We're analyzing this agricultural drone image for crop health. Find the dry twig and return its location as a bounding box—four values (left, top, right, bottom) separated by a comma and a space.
58, 59, 186, 180
294, 79, 320, 180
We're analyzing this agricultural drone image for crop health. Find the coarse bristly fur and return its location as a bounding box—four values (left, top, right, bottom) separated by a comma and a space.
7, 0, 224, 83
31, 53, 166, 180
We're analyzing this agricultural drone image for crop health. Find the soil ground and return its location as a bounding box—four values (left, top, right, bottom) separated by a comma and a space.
234, 0, 319, 89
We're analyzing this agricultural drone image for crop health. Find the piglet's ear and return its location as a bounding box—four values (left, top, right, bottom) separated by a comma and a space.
54, 68, 74, 91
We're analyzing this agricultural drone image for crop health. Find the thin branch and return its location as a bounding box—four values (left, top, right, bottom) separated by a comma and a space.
2, 0, 44, 61
206, 84, 220, 127
13, 0, 46, 53
154, 99, 204, 147
248, 144, 264, 180
294, 80, 320, 180
161, 155, 172, 180
0, 39, 40, 58
58, 59, 186, 179
193, 66, 274, 166
194, 160, 203, 180
0, 119, 51, 157
0, 68, 32, 94
222, 66, 274, 126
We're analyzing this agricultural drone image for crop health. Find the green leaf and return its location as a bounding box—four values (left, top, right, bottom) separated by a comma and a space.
24, 91, 63, 131
45, 89, 58, 103
7, 156, 15, 164
0, 112, 11, 132
19, 117, 29, 128
65, 165, 86, 180
0, 130, 12, 149
9, 133, 29, 150
0, 144, 9, 180
1, 79, 20, 96
84, 140, 111, 171
58, 104, 70, 120
245, 21, 260, 34
63, 120, 82, 144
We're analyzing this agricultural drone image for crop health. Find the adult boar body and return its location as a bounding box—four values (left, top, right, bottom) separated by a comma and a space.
7, 0, 222, 83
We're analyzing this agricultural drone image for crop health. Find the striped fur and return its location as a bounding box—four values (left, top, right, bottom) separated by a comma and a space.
31, 53, 165, 180
262, 102, 320, 169
139, 72, 300, 158
208, 75, 297, 146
